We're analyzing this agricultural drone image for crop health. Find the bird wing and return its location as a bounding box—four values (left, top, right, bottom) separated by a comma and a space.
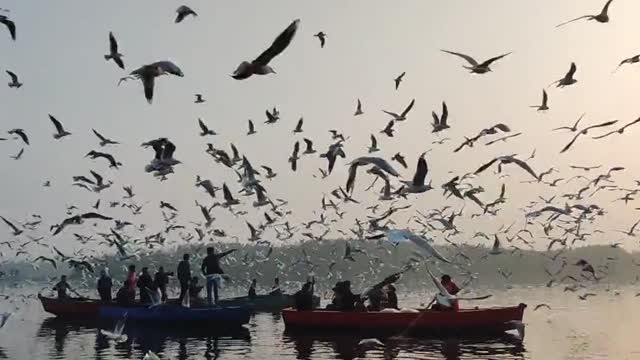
560, 132, 583, 153
370, 134, 377, 148
492, 123, 510, 132
542, 90, 548, 106
92, 129, 107, 142
511, 158, 539, 180
254, 19, 300, 66
90, 170, 103, 185
584, 120, 618, 132
303, 138, 313, 151
198, 118, 209, 133
591, 130, 617, 139
81, 212, 112, 220
601, 0, 614, 15
295, 118, 303, 131
566, 62, 577, 78
48, 114, 65, 134
556, 15, 591, 28
0, 216, 18, 232
1, 18, 15, 40
223, 183, 234, 202
475, 158, 499, 174
6, 70, 17, 82
248, 120, 255, 132
113, 56, 125, 70
440, 50, 478, 66
440, 102, 448, 126
142, 75, 155, 104
109, 32, 118, 54
479, 52, 512, 67
401, 99, 415, 118
412, 155, 428, 186
346, 163, 359, 193
382, 110, 400, 119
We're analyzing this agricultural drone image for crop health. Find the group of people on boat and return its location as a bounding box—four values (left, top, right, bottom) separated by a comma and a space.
248, 277, 282, 299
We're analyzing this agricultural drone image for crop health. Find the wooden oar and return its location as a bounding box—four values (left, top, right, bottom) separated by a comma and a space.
426, 294, 492, 309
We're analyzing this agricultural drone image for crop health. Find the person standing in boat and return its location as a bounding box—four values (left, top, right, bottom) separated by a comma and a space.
188, 276, 204, 305
248, 279, 258, 299
126, 264, 137, 299
431, 274, 460, 311
177, 253, 191, 302
137, 267, 154, 304
153, 266, 173, 302
384, 285, 398, 309
269, 277, 282, 295
97, 269, 113, 302
294, 277, 315, 310
201, 247, 237, 305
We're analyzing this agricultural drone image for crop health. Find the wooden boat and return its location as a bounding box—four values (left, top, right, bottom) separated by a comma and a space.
282, 303, 526, 336
38, 295, 127, 318
99, 304, 252, 325
217, 294, 321, 312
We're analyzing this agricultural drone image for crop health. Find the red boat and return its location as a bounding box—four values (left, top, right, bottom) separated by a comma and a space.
39, 295, 126, 318
282, 304, 526, 336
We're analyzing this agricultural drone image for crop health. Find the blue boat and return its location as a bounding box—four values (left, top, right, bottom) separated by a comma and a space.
99, 304, 251, 326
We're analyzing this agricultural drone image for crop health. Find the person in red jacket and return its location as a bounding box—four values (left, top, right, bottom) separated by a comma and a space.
431, 274, 460, 311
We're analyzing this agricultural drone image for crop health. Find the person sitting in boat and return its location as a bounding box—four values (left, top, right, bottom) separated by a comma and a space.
189, 276, 204, 305
153, 266, 173, 302
431, 274, 460, 311
327, 281, 360, 311
269, 277, 282, 296
97, 269, 113, 302
293, 277, 315, 311
201, 246, 237, 305
53, 275, 77, 300
248, 279, 258, 299
137, 267, 154, 304
115, 280, 133, 305
383, 284, 398, 310
177, 253, 191, 302
366, 287, 385, 311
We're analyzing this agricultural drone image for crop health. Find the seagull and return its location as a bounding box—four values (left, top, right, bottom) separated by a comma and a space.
303, 138, 316, 154
10, 148, 23, 160
198, 118, 217, 136
534, 303, 551, 311
354, 99, 364, 116
86, 150, 121, 168
143, 138, 181, 174
6, 70, 21, 88
175, 5, 197, 23
556, 0, 614, 28
261, 166, 277, 179
104, 32, 124, 69
617, 218, 640, 237
346, 157, 400, 193
592, 117, 640, 139
530, 90, 549, 111
34, 256, 57, 269
549, 62, 578, 88
247, 120, 257, 135
122, 61, 184, 104
490, 235, 502, 255
265, 109, 279, 124
0, 216, 22, 236
475, 155, 539, 180
194, 94, 205, 103
560, 119, 618, 153
289, 141, 300, 171
222, 183, 240, 206
92, 129, 119, 146
384, 229, 451, 263
394, 72, 406, 90
8, 129, 28, 145
0, 15, 15, 41
320, 141, 346, 174
199, 204, 214, 227
232, 19, 299, 80
380, 120, 395, 137
314, 31, 326, 48
441, 50, 511, 73
614, 54, 640, 72
401, 153, 433, 194
160, 201, 178, 212
49, 114, 71, 139
52, 212, 112, 236
293, 117, 304, 133
485, 132, 522, 146
382, 98, 415, 121
553, 113, 585, 132
431, 101, 449, 132
100, 315, 128, 343
195, 177, 219, 198
368, 134, 380, 153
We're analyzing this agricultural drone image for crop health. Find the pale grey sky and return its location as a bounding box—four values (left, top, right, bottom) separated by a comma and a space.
2, 0, 640, 257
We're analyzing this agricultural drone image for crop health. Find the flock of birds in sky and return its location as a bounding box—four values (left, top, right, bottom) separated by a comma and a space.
3, 0, 640, 317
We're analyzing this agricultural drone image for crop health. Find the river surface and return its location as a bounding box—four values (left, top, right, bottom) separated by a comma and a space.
0, 285, 638, 360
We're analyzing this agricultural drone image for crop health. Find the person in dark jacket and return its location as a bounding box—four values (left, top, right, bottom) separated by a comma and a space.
326, 281, 359, 311
248, 279, 257, 299
201, 247, 237, 305
177, 254, 191, 302
294, 277, 315, 310
116, 280, 132, 305
97, 269, 113, 302
384, 284, 398, 309
154, 266, 173, 302
137, 267, 153, 303
269, 277, 282, 295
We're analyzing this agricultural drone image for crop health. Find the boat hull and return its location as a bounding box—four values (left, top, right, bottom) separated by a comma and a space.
39, 295, 128, 318
282, 304, 526, 336
99, 304, 252, 326
217, 294, 320, 312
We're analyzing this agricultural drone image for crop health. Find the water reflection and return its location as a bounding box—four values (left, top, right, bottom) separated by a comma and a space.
283, 332, 527, 360
38, 317, 251, 360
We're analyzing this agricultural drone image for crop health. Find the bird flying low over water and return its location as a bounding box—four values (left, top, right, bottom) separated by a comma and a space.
441, 50, 511, 74
232, 19, 300, 80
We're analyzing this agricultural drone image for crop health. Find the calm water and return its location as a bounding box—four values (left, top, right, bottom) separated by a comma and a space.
0, 286, 638, 360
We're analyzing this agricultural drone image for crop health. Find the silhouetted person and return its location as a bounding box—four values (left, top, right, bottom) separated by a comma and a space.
384, 284, 398, 309
294, 277, 315, 310
248, 279, 257, 299
177, 254, 191, 301
201, 247, 237, 305
154, 266, 173, 302
116, 280, 133, 305
269, 277, 282, 295
53, 275, 76, 299
126, 264, 137, 299
97, 269, 113, 302
137, 267, 153, 304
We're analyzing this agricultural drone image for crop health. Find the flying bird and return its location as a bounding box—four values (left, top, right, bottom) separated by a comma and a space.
86, 150, 121, 168
392, 153, 407, 168
401, 153, 432, 193
247, 120, 257, 135
530, 90, 548, 111
289, 141, 300, 171
431, 101, 449, 132
549, 62, 578, 88
354, 99, 364, 116
553, 113, 585, 132
382, 98, 415, 121
104, 32, 124, 69
121, 61, 184, 103
0, 15, 15, 41
194, 94, 205, 103
6, 70, 21, 88
368, 134, 380, 153
52, 212, 113, 236
394, 72, 406, 90
0, 216, 22, 236
380, 120, 395, 137
293, 117, 304, 133
346, 157, 400, 193
556, 0, 614, 28
49, 114, 71, 139
7, 129, 28, 145
175, 5, 197, 23
232, 19, 300, 80
614, 54, 640, 73
441, 50, 511, 74
475, 155, 539, 180
314, 32, 326, 48
198, 118, 217, 136
560, 119, 618, 153
92, 129, 119, 146
592, 117, 640, 139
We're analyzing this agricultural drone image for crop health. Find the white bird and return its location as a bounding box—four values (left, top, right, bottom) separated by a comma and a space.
441, 50, 511, 73
386, 229, 451, 263
556, 0, 614, 28
346, 157, 400, 193
49, 114, 71, 139
104, 32, 124, 69
382, 98, 415, 121
358, 338, 384, 348
6, 70, 21, 88
100, 315, 128, 343
175, 5, 197, 23
232, 19, 299, 80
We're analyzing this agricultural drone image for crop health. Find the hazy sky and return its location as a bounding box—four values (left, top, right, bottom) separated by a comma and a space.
2, 0, 640, 258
